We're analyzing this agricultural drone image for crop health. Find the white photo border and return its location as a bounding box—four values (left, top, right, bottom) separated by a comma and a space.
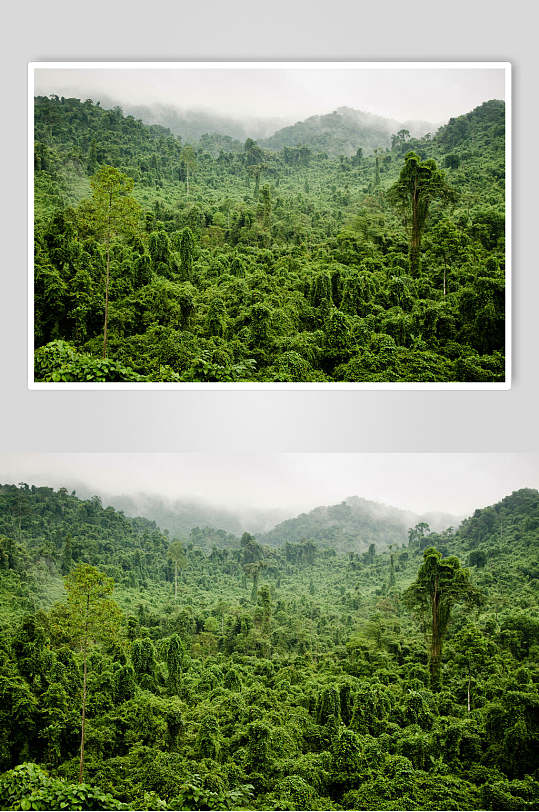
28, 61, 512, 390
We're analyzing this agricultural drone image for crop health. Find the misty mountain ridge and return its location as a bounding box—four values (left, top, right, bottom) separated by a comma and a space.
58, 485, 460, 553
1, 481, 532, 568
260, 494, 460, 553
76, 93, 293, 143
47, 92, 438, 155
66, 484, 289, 537
261, 105, 439, 156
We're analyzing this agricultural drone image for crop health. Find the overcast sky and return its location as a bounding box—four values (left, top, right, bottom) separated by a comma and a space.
34, 66, 505, 125
0, 454, 535, 518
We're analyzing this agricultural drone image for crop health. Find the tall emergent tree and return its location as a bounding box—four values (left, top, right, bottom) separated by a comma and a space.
168, 539, 187, 600
243, 138, 266, 195
403, 547, 479, 691
387, 152, 456, 275
181, 145, 197, 197
55, 564, 122, 782
87, 166, 141, 358
243, 560, 265, 602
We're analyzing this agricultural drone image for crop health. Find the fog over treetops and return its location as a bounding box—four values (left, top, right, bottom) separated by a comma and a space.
62, 484, 462, 548
46, 93, 439, 154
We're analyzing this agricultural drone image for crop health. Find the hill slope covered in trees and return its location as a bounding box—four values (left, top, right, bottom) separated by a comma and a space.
261, 106, 435, 155
88, 97, 289, 144
54, 487, 458, 553
33, 96, 505, 383
0, 483, 537, 810
261, 495, 458, 552
60, 487, 289, 539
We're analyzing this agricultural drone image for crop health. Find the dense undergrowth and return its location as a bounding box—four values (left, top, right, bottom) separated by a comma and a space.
0, 483, 537, 809
33, 96, 506, 382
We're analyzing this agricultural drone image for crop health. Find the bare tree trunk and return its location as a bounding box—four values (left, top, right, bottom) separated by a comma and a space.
186, 169, 190, 198
409, 179, 422, 276
467, 670, 471, 714
79, 640, 88, 784
410, 211, 421, 275
430, 645, 441, 691
103, 192, 112, 359
443, 266, 447, 297
430, 581, 442, 691
174, 561, 178, 600
102, 239, 110, 359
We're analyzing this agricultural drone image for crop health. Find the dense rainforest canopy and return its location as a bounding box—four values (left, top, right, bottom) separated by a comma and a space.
0, 482, 537, 809
33, 95, 506, 382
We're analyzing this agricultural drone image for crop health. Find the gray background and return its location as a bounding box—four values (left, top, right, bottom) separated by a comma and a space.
1, 0, 536, 453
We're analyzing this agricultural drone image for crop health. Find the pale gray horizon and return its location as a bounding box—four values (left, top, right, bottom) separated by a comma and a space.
33, 66, 505, 128
0, 454, 535, 519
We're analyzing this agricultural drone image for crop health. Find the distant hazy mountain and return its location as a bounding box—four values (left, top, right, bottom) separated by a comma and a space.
260, 495, 459, 553
72, 488, 289, 538
0, 482, 533, 568
83, 94, 292, 145
50, 92, 436, 155
261, 106, 437, 156
70, 486, 458, 552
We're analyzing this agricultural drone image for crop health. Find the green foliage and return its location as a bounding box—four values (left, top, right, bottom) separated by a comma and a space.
34, 341, 142, 383
387, 151, 456, 274
0, 483, 537, 809
0, 763, 126, 810
34, 96, 506, 382
404, 547, 480, 690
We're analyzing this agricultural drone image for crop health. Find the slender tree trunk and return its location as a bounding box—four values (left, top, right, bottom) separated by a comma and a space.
174, 561, 178, 600
410, 186, 421, 276
103, 192, 112, 359
467, 668, 471, 714
186, 169, 190, 198
430, 581, 442, 692
79, 648, 87, 782
443, 266, 447, 297
430, 641, 441, 691
102, 239, 111, 359
79, 600, 89, 783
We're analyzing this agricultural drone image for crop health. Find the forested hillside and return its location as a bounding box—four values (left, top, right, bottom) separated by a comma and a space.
0, 483, 537, 810
66, 488, 288, 539
33, 96, 505, 382
92, 99, 287, 145
261, 106, 434, 155
261, 495, 458, 552
65, 489, 457, 551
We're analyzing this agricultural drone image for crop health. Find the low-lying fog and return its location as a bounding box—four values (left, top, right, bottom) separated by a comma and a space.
34, 66, 506, 139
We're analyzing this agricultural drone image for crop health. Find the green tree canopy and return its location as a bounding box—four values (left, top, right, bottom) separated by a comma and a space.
403, 547, 480, 690
387, 152, 456, 275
